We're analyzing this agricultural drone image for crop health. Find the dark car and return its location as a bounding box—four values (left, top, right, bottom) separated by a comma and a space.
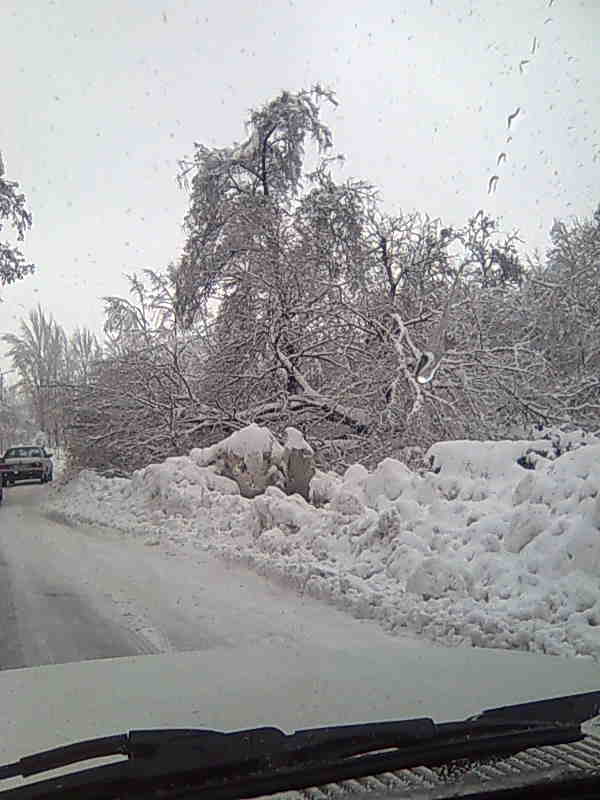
0, 446, 54, 485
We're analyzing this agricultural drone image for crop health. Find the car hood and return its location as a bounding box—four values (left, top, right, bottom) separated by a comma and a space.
1, 641, 599, 773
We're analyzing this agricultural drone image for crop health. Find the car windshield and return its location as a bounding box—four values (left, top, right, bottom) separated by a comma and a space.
4, 448, 43, 459
0, 0, 599, 789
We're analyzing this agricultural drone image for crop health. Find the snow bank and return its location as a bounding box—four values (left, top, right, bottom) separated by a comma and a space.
45, 431, 600, 661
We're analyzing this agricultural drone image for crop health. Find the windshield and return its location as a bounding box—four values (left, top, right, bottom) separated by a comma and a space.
3, 448, 43, 459
1, 0, 599, 787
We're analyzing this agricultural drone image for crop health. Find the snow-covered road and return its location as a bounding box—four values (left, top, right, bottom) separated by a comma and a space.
0, 483, 428, 671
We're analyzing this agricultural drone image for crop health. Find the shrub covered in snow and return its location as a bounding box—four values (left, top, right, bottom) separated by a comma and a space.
190, 424, 315, 500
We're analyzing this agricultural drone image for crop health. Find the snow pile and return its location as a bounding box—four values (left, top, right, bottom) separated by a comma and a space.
531, 423, 600, 457
45, 428, 600, 661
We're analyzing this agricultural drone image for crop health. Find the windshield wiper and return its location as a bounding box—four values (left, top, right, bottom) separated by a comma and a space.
1, 691, 599, 800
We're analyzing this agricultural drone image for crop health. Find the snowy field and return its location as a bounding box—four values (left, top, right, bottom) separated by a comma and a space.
44, 426, 600, 661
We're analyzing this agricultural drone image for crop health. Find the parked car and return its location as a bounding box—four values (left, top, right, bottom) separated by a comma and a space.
0, 446, 54, 485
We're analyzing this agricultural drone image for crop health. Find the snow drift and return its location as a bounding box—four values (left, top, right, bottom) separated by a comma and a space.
45, 425, 600, 661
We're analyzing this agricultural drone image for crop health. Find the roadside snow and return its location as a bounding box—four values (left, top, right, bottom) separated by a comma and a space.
45, 430, 600, 661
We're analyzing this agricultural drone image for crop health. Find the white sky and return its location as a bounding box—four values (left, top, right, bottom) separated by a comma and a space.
1, 0, 599, 373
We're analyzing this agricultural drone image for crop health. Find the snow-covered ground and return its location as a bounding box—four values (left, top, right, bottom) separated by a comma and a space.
44, 426, 600, 661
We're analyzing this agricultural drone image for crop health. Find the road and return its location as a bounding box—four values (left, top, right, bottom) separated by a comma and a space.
0, 481, 426, 671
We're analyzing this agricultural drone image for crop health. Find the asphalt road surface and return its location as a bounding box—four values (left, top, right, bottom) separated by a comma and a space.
0, 481, 426, 671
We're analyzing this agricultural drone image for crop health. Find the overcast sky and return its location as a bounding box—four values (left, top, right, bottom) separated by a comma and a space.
1, 0, 599, 373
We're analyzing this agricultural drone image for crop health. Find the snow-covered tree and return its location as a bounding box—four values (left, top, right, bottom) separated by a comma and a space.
61, 88, 600, 474
0, 150, 35, 297
3, 306, 102, 448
